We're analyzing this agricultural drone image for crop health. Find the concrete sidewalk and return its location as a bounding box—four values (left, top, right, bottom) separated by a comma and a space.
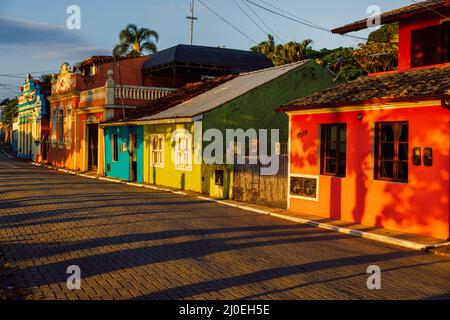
24, 155, 450, 257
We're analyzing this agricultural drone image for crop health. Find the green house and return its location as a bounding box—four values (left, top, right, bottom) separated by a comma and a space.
130, 60, 334, 207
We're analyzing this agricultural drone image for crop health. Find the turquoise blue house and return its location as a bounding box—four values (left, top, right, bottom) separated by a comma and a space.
103, 125, 143, 183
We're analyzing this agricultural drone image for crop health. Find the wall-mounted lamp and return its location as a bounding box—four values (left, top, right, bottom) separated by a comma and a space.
357, 113, 364, 121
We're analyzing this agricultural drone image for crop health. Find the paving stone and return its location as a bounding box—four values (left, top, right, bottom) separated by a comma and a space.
1, 152, 450, 300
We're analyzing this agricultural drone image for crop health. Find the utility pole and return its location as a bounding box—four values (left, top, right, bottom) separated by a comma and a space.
186, 0, 198, 45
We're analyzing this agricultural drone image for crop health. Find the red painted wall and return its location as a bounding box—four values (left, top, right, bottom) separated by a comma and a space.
289, 104, 450, 239
81, 56, 148, 90
398, 11, 449, 70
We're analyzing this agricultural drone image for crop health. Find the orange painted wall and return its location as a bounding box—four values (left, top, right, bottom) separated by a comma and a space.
289, 104, 450, 239
48, 96, 78, 169
74, 111, 104, 173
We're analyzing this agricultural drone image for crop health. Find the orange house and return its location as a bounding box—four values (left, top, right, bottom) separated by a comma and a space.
47, 56, 175, 174
279, 1, 450, 239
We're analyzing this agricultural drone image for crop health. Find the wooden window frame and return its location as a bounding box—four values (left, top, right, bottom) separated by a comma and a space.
411, 21, 450, 68
320, 123, 347, 177
150, 134, 165, 168
175, 134, 192, 172
375, 121, 409, 183
57, 109, 64, 144
65, 108, 72, 144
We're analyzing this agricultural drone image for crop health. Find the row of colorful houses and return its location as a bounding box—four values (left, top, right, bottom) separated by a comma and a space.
13, 1, 450, 240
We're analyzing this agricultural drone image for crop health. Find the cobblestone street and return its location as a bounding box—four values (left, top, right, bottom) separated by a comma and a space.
0, 151, 449, 300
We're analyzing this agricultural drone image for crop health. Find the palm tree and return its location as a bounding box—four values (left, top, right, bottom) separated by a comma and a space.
39, 74, 53, 84
251, 34, 276, 60
252, 35, 313, 66
113, 24, 159, 58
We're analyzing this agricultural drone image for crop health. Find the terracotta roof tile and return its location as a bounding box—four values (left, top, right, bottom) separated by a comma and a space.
279, 65, 450, 112
102, 75, 235, 124
332, 0, 450, 34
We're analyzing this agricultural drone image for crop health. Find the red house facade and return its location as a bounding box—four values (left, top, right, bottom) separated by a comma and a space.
280, 1, 450, 239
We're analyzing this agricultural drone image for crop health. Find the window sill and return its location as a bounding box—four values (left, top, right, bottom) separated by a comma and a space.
290, 194, 319, 202
374, 178, 408, 184
321, 173, 346, 179
175, 167, 193, 172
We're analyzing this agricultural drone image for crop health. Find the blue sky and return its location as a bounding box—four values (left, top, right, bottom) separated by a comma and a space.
0, 0, 412, 100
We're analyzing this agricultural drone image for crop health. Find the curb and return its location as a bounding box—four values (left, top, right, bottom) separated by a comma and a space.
30, 162, 450, 254
197, 197, 450, 252
30, 162, 188, 197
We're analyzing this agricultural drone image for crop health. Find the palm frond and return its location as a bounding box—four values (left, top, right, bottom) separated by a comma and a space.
141, 41, 158, 54
113, 43, 130, 58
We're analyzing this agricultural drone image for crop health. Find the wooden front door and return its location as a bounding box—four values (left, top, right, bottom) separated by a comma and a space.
129, 133, 137, 181
88, 124, 99, 171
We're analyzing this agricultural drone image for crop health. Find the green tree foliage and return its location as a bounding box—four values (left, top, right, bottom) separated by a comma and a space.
113, 24, 159, 58
354, 23, 399, 74
353, 42, 398, 74
1, 98, 18, 129
368, 22, 399, 43
251, 35, 314, 66
252, 35, 364, 81
252, 23, 399, 81
312, 47, 365, 81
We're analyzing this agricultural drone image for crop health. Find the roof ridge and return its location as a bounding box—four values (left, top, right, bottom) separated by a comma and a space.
237, 59, 311, 77
279, 64, 450, 112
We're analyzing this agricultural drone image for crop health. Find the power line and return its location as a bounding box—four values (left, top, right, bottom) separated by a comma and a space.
197, 0, 258, 44
410, 0, 448, 20
243, 0, 368, 41
0, 70, 58, 77
256, 0, 326, 30
0, 75, 25, 79
0, 85, 18, 95
239, 0, 284, 44
232, 0, 268, 38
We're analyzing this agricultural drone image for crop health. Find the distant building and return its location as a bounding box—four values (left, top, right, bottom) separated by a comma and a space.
142, 44, 273, 88
11, 116, 18, 153
0, 103, 5, 142
16, 74, 50, 162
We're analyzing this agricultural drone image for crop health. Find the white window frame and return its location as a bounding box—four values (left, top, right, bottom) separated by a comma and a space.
150, 134, 165, 168
289, 174, 320, 202
51, 109, 57, 143
175, 134, 192, 171
65, 108, 72, 144
57, 109, 64, 144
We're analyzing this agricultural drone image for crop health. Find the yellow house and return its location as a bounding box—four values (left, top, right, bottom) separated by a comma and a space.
143, 121, 204, 193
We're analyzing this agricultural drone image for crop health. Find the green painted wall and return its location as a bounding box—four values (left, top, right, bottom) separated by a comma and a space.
202, 61, 334, 149
143, 122, 203, 193
142, 62, 334, 198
